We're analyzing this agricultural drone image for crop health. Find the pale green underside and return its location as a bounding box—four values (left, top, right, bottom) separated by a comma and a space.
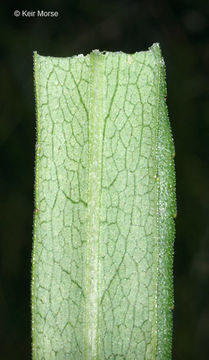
32, 43, 176, 360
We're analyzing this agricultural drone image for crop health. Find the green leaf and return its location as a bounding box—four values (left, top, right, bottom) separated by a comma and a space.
32, 43, 176, 360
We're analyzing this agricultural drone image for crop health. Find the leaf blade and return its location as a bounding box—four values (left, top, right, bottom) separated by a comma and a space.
32, 44, 176, 360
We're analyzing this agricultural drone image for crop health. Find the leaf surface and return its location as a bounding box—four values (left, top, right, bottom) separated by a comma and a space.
32, 43, 176, 359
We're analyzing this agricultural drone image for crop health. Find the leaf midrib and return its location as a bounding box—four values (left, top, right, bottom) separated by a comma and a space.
84, 51, 104, 360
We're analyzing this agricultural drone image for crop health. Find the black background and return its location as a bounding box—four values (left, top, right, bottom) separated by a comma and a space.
1, 0, 209, 359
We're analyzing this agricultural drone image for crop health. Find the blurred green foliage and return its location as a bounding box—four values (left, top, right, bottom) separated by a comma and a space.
0, 0, 209, 359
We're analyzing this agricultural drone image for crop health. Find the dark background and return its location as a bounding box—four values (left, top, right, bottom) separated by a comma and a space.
1, 0, 209, 359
